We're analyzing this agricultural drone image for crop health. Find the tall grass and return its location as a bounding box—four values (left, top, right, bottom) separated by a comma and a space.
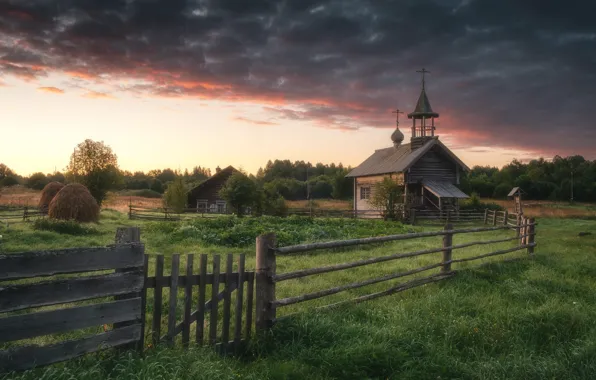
1, 214, 595, 379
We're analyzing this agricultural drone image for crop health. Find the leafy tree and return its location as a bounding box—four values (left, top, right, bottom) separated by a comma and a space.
48, 171, 66, 183
150, 179, 164, 194
26, 172, 49, 190
369, 177, 404, 220
219, 172, 257, 217
163, 177, 187, 213
66, 139, 121, 206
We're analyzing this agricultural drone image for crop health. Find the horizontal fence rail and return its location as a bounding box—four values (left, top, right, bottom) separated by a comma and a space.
0, 206, 45, 223
255, 216, 537, 329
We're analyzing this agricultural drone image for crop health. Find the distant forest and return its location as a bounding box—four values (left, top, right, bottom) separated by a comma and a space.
0, 155, 594, 202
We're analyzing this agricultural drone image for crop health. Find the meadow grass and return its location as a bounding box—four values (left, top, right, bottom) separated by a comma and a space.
1, 212, 595, 379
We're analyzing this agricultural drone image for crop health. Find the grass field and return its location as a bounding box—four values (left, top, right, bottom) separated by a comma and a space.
1, 200, 596, 378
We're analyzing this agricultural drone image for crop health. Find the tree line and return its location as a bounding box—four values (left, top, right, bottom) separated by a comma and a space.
1, 140, 594, 204
460, 156, 595, 202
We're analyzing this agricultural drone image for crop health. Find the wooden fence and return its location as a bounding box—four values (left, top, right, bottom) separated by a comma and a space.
253, 218, 537, 328
0, 242, 145, 372
410, 209, 486, 225
0, 206, 45, 223
0, 227, 255, 372
128, 206, 229, 221
2, 217, 537, 372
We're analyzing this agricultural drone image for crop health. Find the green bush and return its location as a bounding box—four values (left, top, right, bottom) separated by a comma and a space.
166, 216, 408, 248
33, 219, 99, 235
460, 192, 504, 211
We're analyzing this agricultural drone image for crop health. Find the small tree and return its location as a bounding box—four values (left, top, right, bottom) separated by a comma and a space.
219, 172, 256, 217
66, 139, 121, 206
369, 177, 404, 220
27, 172, 49, 190
163, 177, 187, 213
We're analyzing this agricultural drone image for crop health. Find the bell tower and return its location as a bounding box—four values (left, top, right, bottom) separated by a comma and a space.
408, 68, 439, 149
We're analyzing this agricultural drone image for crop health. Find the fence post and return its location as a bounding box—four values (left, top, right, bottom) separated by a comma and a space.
503, 210, 508, 226
22, 206, 28, 221
527, 218, 535, 255
516, 214, 521, 239
255, 233, 276, 331
446, 210, 451, 224
410, 209, 417, 225
128, 204, 132, 219
492, 210, 497, 226
113, 226, 145, 351
483, 209, 488, 225
520, 216, 526, 246
442, 224, 453, 273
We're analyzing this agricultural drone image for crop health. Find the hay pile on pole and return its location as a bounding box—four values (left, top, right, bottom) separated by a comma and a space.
48, 183, 100, 223
38, 182, 65, 214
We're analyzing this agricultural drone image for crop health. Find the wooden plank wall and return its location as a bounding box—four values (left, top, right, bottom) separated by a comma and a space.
408, 148, 457, 183
0, 243, 145, 372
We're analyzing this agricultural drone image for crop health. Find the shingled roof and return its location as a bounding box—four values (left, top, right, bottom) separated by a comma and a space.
345, 137, 469, 178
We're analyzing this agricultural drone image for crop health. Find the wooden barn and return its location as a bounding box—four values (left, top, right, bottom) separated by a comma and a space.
346, 69, 470, 217
187, 166, 241, 213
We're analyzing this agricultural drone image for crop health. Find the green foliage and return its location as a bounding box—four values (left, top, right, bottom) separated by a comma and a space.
155, 215, 408, 247
66, 139, 121, 206
163, 177, 188, 213
369, 177, 404, 220
460, 192, 504, 211
26, 172, 50, 190
461, 155, 596, 202
218, 172, 257, 217
32, 218, 98, 235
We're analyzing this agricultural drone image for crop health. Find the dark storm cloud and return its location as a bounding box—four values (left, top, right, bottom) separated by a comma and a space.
1, 0, 595, 157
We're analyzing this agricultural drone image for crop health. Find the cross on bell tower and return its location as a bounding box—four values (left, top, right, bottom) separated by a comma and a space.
408, 68, 440, 149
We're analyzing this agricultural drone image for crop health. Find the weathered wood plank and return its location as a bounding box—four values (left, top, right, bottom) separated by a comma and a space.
151, 255, 164, 347
138, 255, 149, 352
275, 225, 517, 254
449, 244, 535, 264
182, 254, 193, 348
0, 298, 141, 344
316, 272, 455, 311
144, 272, 251, 288
166, 254, 180, 346
273, 245, 445, 282
272, 262, 443, 308
209, 255, 221, 346
0, 245, 144, 281
196, 254, 207, 345
0, 324, 142, 372
0, 271, 143, 313
222, 254, 233, 344
245, 272, 254, 339
234, 254, 245, 347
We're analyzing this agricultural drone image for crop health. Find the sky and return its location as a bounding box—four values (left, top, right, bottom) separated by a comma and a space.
1, 0, 595, 176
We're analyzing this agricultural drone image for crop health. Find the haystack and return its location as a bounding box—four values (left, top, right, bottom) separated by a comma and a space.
48, 183, 99, 223
38, 182, 65, 213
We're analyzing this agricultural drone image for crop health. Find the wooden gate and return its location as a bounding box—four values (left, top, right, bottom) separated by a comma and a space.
147, 253, 254, 352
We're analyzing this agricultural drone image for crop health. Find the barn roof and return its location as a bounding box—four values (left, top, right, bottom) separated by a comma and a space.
345, 137, 469, 178
189, 165, 239, 193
